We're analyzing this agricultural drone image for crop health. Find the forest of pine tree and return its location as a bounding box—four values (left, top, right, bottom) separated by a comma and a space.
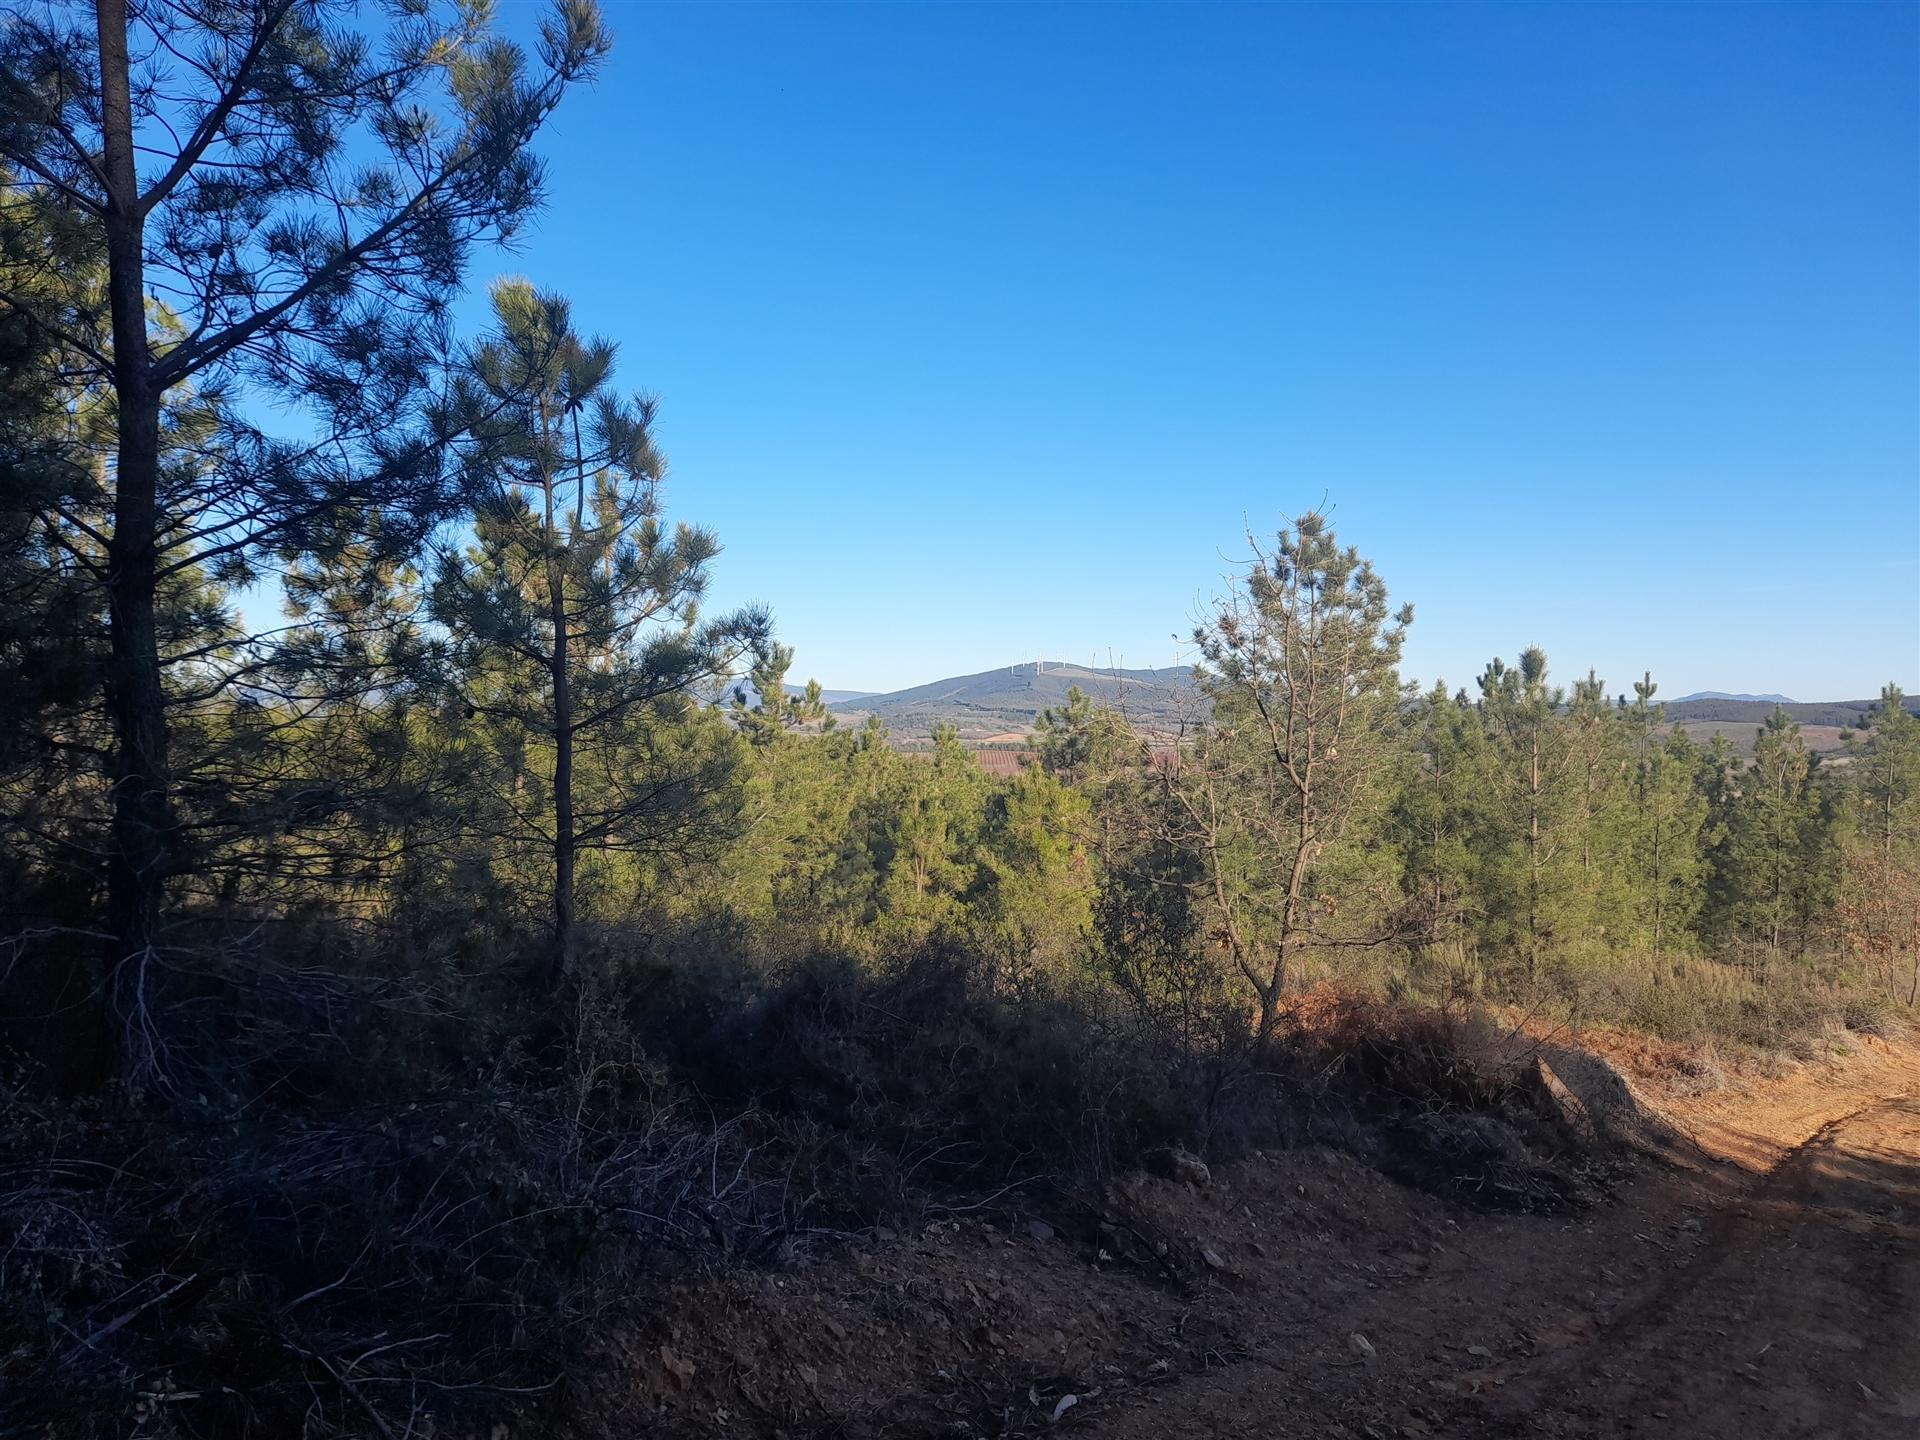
0, 3, 1914, 1433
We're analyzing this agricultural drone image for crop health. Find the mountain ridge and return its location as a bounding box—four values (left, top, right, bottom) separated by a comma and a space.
816, 662, 1911, 739
828, 661, 1195, 736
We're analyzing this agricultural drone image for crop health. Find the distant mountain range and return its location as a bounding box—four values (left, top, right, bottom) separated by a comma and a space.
811, 663, 1911, 742
729, 682, 875, 710
829, 661, 1195, 737
1664, 696, 1913, 728
1670, 691, 1796, 705
1660, 694, 1917, 758
795, 687, 875, 707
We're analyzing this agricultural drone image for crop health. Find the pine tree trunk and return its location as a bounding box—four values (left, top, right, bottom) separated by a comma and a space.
550, 635, 574, 988
1769, 800, 1785, 957
1527, 724, 1541, 981
1651, 813, 1665, 953
543, 444, 575, 991
1896, 906, 1912, 1006
1272, 739, 1314, 1015
1255, 977, 1279, 1040
97, 0, 172, 1079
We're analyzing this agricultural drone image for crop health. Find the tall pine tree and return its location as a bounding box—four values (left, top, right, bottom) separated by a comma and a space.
1618, 673, 1707, 953
1716, 708, 1824, 956
1477, 647, 1575, 979
1835, 686, 1920, 999
432, 280, 768, 987
1, 0, 608, 1074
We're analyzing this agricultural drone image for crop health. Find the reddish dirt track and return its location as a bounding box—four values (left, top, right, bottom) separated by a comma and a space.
1092, 1044, 1920, 1440
567, 1040, 1919, 1440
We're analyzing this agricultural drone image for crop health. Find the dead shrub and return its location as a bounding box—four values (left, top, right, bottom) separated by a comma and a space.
1280, 984, 1517, 1114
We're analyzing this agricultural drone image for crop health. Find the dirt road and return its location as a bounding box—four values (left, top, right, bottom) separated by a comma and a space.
1091, 1045, 1920, 1440
574, 1041, 1918, 1439
1457, 1094, 1920, 1438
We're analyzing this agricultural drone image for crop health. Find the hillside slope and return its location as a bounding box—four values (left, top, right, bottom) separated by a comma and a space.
830, 661, 1195, 735
825, 665, 1915, 744
1664, 696, 1916, 726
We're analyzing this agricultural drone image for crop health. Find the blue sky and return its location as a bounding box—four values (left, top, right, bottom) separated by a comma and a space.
469, 0, 1917, 700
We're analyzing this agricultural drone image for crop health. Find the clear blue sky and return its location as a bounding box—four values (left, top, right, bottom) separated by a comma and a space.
472, 0, 1917, 700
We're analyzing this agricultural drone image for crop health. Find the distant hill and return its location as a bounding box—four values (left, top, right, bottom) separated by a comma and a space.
722, 682, 874, 709
1671, 691, 1796, 705
1662, 693, 1919, 759
817, 664, 1915, 747
794, 687, 874, 707
830, 661, 1195, 737
1664, 696, 1915, 727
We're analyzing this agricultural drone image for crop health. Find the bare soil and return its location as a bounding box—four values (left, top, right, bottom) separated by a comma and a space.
547, 1035, 1919, 1440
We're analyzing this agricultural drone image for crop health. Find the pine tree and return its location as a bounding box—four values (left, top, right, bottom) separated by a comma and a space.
975, 765, 1094, 981
432, 281, 769, 986
1843, 685, 1920, 861
1, 0, 608, 1069
1394, 681, 1498, 983
1566, 670, 1628, 884
1718, 708, 1823, 955
0, 177, 112, 925
1091, 762, 1214, 1041
1178, 512, 1413, 1033
1476, 647, 1575, 979
872, 724, 985, 946
1835, 685, 1920, 999
1031, 684, 1132, 789
732, 642, 832, 746
250, 526, 471, 909
1618, 674, 1707, 952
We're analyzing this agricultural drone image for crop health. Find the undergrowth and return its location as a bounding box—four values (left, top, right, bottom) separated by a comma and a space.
0, 926, 1581, 1439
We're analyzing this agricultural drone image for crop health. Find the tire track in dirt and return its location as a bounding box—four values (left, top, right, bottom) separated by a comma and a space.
1573, 1100, 1893, 1349
568, 1045, 1917, 1438
1079, 1048, 1918, 1440
1452, 1092, 1920, 1439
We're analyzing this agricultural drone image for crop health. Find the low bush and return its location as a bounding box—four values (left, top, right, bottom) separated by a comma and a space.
1521, 948, 1909, 1062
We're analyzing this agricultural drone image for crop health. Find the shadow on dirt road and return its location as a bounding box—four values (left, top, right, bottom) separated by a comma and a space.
1088, 1052, 1918, 1440
566, 1045, 1917, 1439
1453, 1096, 1920, 1439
